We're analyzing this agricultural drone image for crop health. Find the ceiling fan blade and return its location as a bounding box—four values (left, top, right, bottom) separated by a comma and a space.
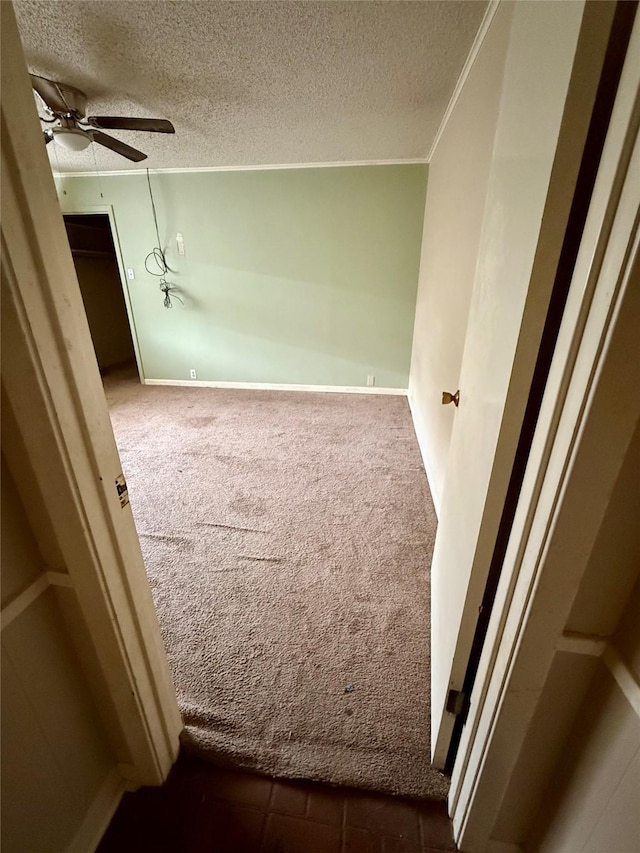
31, 74, 87, 117
87, 116, 175, 133
31, 73, 70, 113
91, 130, 147, 162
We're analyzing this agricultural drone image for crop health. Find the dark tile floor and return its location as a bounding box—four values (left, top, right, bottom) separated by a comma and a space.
98, 753, 457, 853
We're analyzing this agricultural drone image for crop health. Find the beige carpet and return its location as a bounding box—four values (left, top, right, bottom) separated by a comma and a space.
105, 371, 448, 800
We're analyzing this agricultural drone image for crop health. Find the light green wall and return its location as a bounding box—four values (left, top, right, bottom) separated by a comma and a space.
57, 165, 427, 388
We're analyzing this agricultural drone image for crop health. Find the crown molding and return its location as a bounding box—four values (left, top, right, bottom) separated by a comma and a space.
426, 0, 501, 162
49, 4, 499, 179
51, 158, 428, 178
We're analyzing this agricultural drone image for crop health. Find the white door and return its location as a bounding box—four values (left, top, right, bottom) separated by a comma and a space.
430, 0, 615, 766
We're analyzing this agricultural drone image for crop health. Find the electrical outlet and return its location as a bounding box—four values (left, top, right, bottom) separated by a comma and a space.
127, 268, 135, 280
190, 369, 197, 380
367, 375, 375, 387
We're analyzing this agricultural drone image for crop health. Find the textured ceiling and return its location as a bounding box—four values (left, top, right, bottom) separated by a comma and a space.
15, 1, 487, 173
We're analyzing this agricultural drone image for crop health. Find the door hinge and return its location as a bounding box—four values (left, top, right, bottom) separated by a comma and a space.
446, 689, 470, 722
115, 473, 129, 508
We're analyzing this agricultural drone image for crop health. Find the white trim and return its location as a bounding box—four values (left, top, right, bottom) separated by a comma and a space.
556, 631, 608, 657
603, 646, 640, 719
65, 767, 125, 853
426, 0, 501, 162
554, 633, 640, 718
52, 158, 428, 179
1, 571, 77, 631
2, 4, 181, 788
453, 197, 639, 849
143, 378, 407, 396
407, 390, 441, 517
1, 574, 50, 631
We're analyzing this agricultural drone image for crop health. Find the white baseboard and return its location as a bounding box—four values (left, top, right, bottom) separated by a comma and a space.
407, 391, 441, 517
603, 645, 640, 719
556, 631, 607, 657
144, 378, 408, 396
66, 767, 125, 853
1, 571, 75, 632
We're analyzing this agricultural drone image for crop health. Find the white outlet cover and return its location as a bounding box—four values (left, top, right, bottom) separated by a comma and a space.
127, 268, 135, 279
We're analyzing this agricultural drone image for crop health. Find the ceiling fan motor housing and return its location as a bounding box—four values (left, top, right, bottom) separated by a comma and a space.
31, 73, 175, 162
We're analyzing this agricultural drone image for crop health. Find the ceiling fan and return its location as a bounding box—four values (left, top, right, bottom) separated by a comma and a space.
31, 73, 175, 162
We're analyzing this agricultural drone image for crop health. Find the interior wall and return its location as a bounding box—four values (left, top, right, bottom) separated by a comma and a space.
527, 475, 640, 853
1, 456, 121, 853
491, 423, 640, 851
528, 659, 640, 853
56, 164, 427, 389
407, 3, 512, 512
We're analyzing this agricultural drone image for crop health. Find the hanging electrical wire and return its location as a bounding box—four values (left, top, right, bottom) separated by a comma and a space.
91, 142, 105, 199
145, 168, 183, 308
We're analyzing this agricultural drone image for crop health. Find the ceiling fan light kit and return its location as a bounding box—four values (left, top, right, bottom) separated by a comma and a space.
51, 127, 92, 151
30, 73, 175, 162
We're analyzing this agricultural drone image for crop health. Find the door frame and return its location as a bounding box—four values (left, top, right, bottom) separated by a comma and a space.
443, 0, 638, 775
2, 1, 181, 790
448, 9, 640, 850
4, 0, 637, 843
62, 205, 146, 383
430, 0, 619, 767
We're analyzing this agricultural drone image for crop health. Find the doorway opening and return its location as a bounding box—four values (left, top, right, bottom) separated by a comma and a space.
63, 212, 140, 381
61, 215, 446, 801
